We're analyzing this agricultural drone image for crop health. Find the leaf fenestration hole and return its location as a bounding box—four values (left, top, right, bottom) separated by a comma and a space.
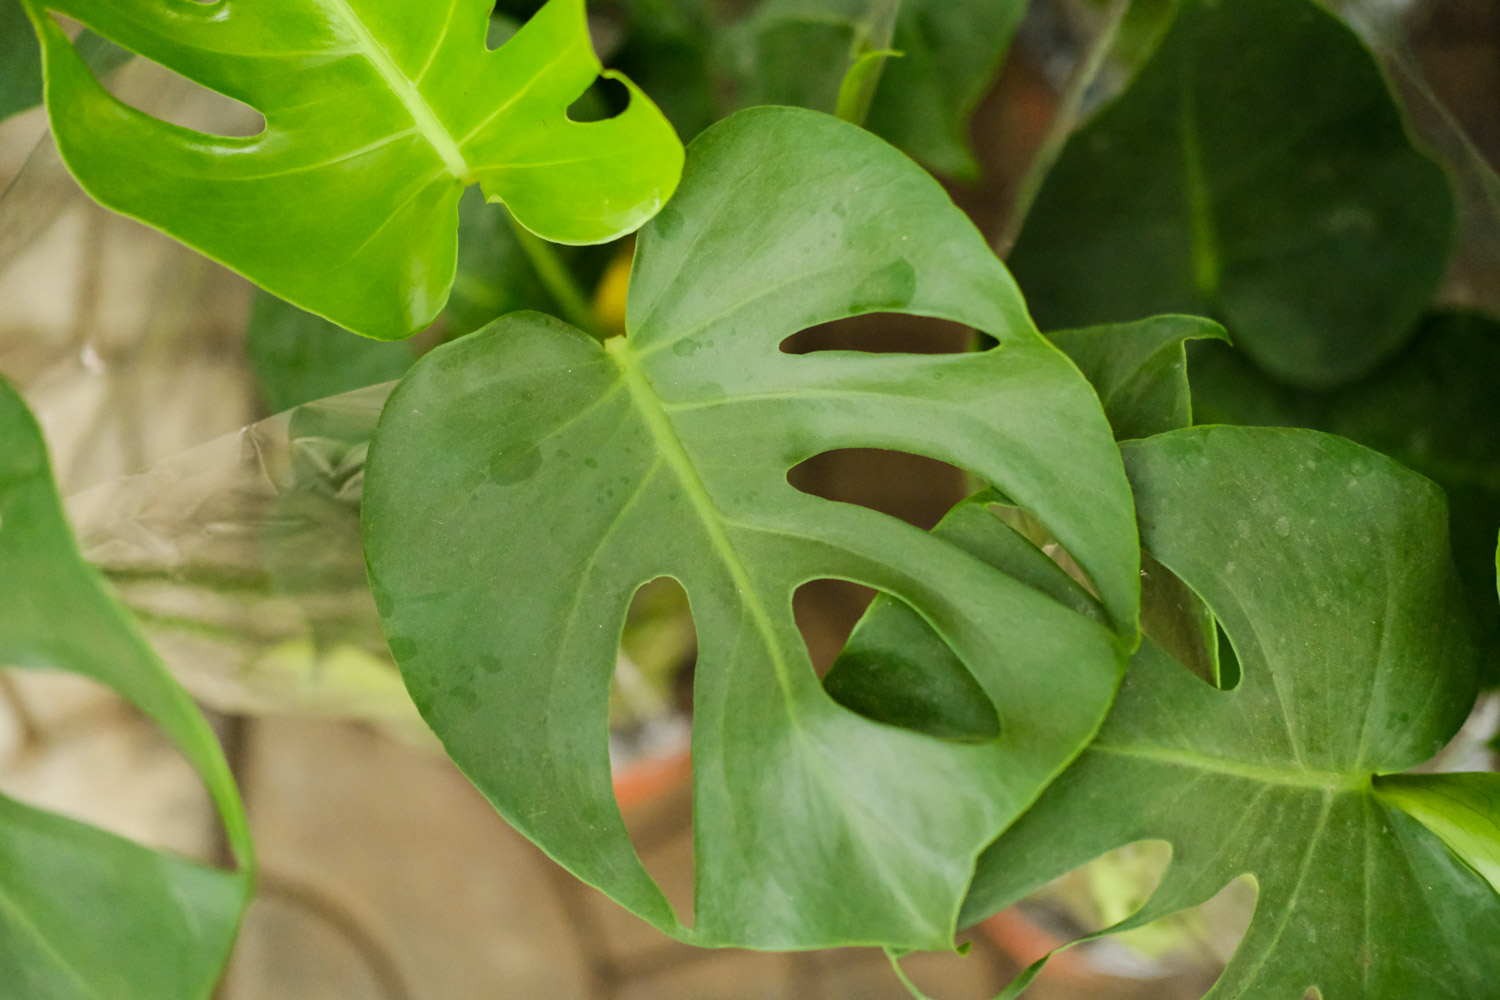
612, 577, 696, 929
0, 666, 221, 865
981, 843, 1255, 988
814, 579, 1003, 745
788, 449, 968, 534
566, 75, 632, 124
780, 312, 976, 355
57, 15, 266, 139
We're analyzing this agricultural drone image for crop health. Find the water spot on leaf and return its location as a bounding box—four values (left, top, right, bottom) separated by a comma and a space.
653, 205, 683, 239
848, 258, 916, 314
672, 338, 701, 357
388, 636, 418, 660
480, 655, 503, 675
584, 457, 598, 469
448, 684, 480, 712
489, 446, 542, 485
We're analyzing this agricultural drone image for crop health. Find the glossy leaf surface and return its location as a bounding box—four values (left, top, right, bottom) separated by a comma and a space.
964, 426, 1497, 998
1376, 772, 1500, 895
1192, 310, 1500, 685
20, 0, 684, 339
0, 377, 253, 999
364, 107, 1138, 951
1009, 0, 1454, 387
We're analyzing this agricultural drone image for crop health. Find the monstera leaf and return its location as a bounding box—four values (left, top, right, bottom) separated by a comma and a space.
1191, 310, 1500, 684
0, 377, 254, 999
1049, 315, 1226, 443
19, 0, 684, 339
961, 426, 1500, 998
1009, 0, 1454, 388
363, 107, 1139, 951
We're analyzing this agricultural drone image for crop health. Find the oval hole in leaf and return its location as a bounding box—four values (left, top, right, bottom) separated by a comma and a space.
779, 312, 975, 354
978, 841, 1255, 989
814, 580, 1002, 745
567, 74, 632, 123
788, 449, 968, 534
0, 666, 220, 864
55, 13, 266, 139
614, 577, 696, 929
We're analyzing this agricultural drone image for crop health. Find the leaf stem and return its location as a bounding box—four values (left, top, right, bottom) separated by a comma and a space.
504, 210, 607, 341
993, 0, 1131, 256
836, 0, 904, 127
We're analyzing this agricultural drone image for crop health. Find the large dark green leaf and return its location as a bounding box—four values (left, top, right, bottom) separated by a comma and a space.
1192, 309, 1500, 685
729, 0, 1028, 178
363, 107, 1139, 951
19, 0, 683, 339
1009, 0, 1454, 388
962, 426, 1497, 998
0, 377, 253, 999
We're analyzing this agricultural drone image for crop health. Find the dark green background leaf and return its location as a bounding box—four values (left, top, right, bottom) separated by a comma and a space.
0, 0, 128, 123
963, 426, 1495, 998
1009, 0, 1454, 387
365, 107, 1138, 951
729, 0, 1028, 178
0, 377, 253, 999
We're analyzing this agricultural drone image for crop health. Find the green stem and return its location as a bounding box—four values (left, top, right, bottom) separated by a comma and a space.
504, 210, 606, 341
836, 0, 904, 126
993, 0, 1131, 256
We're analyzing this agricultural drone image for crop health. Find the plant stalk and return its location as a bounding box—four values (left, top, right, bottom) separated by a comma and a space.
504, 210, 607, 341
836, 0, 904, 127
994, 0, 1131, 256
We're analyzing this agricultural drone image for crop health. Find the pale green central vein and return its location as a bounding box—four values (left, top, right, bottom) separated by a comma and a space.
1092, 742, 1368, 791
605, 338, 796, 705
1179, 48, 1220, 301
322, 0, 470, 179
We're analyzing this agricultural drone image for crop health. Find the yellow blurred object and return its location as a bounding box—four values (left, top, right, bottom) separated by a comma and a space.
593, 238, 634, 337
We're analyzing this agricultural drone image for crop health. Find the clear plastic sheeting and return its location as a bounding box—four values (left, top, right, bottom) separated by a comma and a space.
63, 384, 694, 766
64, 384, 432, 740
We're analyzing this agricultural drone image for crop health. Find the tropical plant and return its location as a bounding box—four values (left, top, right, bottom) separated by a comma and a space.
1, 0, 1497, 997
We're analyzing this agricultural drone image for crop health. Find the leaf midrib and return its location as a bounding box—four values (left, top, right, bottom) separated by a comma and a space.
0, 878, 106, 1000
606, 338, 799, 709
322, 0, 470, 179
1092, 741, 1368, 791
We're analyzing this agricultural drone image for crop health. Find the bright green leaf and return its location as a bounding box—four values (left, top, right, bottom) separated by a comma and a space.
363, 107, 1138, 951
1049, 314, 1227, 442
963, 426, 1495, 998
0, 376, 253, 999
1009, 0, 1454, 388
20, 0, 684, 339
1376, 772, 1500, 895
